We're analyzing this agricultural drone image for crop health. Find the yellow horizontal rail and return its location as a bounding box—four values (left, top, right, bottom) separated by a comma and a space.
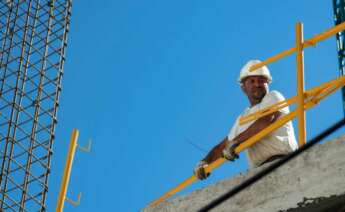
306, 76, 344, 96
239, 97, 297, 125
239, 76, 345, 125
249, 22, 345, 72
305, 79, 345, 109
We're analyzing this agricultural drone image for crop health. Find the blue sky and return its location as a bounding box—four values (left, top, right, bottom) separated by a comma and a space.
45, 1, 345, 211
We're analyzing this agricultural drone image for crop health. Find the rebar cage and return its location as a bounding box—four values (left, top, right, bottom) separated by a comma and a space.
333, 0, 345, 115
0, 0, 72, 211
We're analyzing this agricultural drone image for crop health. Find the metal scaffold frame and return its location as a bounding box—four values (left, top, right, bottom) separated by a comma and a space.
0, 0, 72, 211
333, 0, 345, 115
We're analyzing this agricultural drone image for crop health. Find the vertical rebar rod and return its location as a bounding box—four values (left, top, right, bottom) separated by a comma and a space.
20, 0, 54, 208
41, 0, 73, 207
2, 1, 38, 209
0, 1, 23, 193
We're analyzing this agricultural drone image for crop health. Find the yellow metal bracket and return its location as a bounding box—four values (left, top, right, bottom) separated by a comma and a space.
65, 192, 82, 206
303, 40, 317, 47
77, 139, 92, 153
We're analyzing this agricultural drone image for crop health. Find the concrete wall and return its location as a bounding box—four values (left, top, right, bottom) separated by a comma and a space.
143, 135, 345, 212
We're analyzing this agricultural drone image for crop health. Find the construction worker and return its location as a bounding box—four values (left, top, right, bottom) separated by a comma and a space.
194, 60, 298, 180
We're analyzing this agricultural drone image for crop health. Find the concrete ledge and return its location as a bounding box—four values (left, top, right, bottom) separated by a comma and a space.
143, 135, 345, 212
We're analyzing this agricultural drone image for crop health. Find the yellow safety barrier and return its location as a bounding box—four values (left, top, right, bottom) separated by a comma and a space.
239, 76, 345, 125
148, 21, 345, 208
56, 129, 79, 212
248, 22, 345, 72
56, 129, 92, 212
296, 22, 307, 147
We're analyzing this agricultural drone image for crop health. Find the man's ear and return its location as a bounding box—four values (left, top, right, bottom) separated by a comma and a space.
240, 83, 246, 93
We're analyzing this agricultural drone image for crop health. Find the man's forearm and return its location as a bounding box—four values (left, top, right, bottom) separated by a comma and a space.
201, 111, 280, 164
233, 111, 281, 145
202, 137, 228, 164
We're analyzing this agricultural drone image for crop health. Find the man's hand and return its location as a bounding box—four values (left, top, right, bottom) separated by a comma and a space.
193, 160, 210, 180
222, 142, 239, 161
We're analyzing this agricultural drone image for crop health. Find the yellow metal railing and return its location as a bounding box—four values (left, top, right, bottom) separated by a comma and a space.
239, 76, 345, 125
148, 21, 345, 208
56, 129, 92, 212
248, 22, 345, 72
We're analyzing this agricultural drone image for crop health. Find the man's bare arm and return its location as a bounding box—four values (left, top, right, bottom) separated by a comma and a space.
202, 137, 228, 164
232, 111, 281, 145
202, 111, 281, 164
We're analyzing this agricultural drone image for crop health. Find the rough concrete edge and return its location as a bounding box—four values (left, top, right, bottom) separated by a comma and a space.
279, 192, 345, 212
143, 135, 345, 211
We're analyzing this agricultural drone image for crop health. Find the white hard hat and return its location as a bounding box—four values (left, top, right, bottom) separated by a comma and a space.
238, 60, 272, 84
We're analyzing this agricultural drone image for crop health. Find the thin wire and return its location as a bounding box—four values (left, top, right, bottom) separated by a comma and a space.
184, 136, 207, 153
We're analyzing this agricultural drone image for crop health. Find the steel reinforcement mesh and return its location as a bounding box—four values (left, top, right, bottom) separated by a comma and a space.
0, 0, 72, 211
333, 0, 345, 115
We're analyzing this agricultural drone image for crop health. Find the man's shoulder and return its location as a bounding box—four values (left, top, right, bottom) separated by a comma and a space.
268, 90, 285, 98
265, 90, 285, 101
260, 90, 285, 107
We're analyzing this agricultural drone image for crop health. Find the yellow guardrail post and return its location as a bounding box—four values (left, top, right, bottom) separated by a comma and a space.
56, 130, 92, 212
296, 22, 307, 147
56, 129, 79, 212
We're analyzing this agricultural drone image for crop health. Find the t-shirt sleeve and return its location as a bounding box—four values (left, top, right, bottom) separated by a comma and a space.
227, 117, 240, 140
261, 90, 289, 114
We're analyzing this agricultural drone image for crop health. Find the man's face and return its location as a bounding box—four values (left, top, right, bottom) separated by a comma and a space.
241, 75, 269, 105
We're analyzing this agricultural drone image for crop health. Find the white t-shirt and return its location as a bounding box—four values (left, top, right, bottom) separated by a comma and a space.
227, 90, 298, 168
